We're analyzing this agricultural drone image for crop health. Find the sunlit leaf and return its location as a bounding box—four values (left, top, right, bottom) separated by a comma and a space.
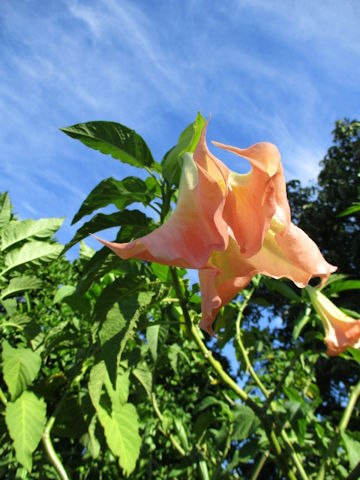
0, 276, 43, 300
162, 112, 206, 186
2, 341, 42, 400
1, 218, 63, 251
5, 392, 46, 472
3, 241, 63, 274
60, 121, 156, 170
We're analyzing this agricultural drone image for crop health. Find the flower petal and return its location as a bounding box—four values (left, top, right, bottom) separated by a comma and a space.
199, 224, 336, 331
213, 141, 291, 257
95, 126, 229, 268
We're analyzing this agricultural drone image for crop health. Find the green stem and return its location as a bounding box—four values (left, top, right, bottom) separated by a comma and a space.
235, 294, 270, 397
316, 378, 360, 480
250, 451, 269, 480
42, 393, 69, 480
151, 392, 186, 456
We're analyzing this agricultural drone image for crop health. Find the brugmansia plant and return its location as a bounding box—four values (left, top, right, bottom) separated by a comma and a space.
1, 114, 360, 479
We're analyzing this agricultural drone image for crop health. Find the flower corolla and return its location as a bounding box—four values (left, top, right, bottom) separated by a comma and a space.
95, 122, 336, 334
306, 285, 360, 356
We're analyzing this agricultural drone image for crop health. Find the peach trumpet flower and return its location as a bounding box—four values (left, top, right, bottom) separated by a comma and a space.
95, 122, 336, 334
306, 285, 360, 356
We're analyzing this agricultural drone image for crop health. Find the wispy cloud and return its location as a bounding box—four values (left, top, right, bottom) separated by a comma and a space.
1, 0, 359, 242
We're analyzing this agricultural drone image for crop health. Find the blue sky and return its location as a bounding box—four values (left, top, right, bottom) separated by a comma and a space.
1, 0, 360, 252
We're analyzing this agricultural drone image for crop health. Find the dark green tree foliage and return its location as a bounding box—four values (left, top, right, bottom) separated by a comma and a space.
288, 119, 360, 275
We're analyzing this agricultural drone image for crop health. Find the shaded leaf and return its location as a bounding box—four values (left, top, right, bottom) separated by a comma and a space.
262, 277, 301, 302
146, 323, 169, 362
72, 176, 155, 225
232, 404, 260, 441
65, 209, 153, 251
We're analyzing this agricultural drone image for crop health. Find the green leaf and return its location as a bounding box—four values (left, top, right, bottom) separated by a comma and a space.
146, 323, 169, 362
327, 280, 360, 294
132, 362, 153, 398
72, 176, 156, 225
337, 203, 360, 217
79, 240, 95, 261
60, 121, 156, 170
292, 308, 311, 340
2, 341, 42, 400
75, 246, 143, 296
97, 402, 141, 476
98, 290, 154, 383
1, 218, 63, 251
53, 285, 76, 304
0, 276, 43, 300
162, 112, 206, 186
5, 391, 46, 472
232, 404, 260, 441
262, 277, 301, 302
341, 431, 360, 469
65, 209, 153, 251
88, 361, 107, 411
0, 192, 12, 228
3, 241, 63, 274
80, 414, 100, 459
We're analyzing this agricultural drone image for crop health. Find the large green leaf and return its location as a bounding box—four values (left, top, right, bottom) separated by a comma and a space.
3, 241, 63, 274
0, 192, 12, 228
2, 341, 42, 400
98, 290, 154, 383
0, 276, 43, 300
162, 112, 206, 186
65, 209, 153, 251
5, 391, 46, 472
72, 176, 156, 225
1, 218, 63, 251
97, 402, 141, 476
60, 121, 156, 170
